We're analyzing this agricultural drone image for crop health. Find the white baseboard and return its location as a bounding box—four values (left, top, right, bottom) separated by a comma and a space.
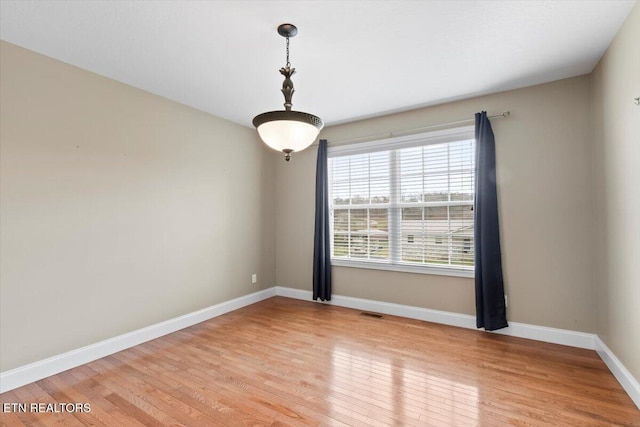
274, 286, 596, 349
490, 321, 596, 349
595, 336, 640, 409
3, 285, 637, 411
0, 288, 276, 393
276, 286, 478, 329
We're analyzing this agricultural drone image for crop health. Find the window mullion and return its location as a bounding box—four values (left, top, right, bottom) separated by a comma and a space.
367, 156, 371, 260
421, 147, 426, 264
447, 144, 452, 266
389, 150, 401, 264
367, 208, 371, 260
348, 158, 352, 257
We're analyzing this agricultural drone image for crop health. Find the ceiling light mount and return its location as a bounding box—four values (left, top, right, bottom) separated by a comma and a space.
253, 23, 323, 161
277, 23, 298, 38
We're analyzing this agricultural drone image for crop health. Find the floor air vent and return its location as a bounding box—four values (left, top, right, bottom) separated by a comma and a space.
360, 312, 384, 319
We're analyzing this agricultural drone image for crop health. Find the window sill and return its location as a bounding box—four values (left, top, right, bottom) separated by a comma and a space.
330, 259, 475, 278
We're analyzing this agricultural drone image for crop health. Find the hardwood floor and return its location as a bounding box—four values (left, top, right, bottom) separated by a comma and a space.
1, 296, 638, 426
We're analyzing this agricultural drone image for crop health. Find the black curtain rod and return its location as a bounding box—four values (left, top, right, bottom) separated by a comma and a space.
313, 111, 510, 147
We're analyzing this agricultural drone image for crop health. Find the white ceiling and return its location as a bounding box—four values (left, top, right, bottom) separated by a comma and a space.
1, 1, 636, 127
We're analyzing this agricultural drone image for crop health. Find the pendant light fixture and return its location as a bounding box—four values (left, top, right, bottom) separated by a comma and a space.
253, 23, 324, 161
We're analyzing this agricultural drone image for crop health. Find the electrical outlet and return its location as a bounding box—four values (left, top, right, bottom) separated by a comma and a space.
505, 295, 508, 307
252, 274, 257, 284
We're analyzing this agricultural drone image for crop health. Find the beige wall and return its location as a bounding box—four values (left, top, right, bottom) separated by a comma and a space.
591, 3, 640, 382
0, 41, 277, 371
276, 75, 596, 333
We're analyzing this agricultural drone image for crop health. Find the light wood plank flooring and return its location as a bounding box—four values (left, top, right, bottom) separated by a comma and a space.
1, 296, 639, 426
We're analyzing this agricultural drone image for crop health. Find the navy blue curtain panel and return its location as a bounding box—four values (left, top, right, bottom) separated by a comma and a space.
474, 112, 508, 331
313, 139, 332, 301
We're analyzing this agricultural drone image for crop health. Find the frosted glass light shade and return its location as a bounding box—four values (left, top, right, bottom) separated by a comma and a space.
257, 120, 319, 152
253, 110, 324, 153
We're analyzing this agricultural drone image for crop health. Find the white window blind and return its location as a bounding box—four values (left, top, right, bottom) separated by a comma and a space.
328, 126, 475, 275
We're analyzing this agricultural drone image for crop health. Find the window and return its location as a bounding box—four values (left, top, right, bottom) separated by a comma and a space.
328, 126, 475, 277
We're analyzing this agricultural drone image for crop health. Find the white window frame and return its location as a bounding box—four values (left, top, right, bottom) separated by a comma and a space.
328, 126, 475, 278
